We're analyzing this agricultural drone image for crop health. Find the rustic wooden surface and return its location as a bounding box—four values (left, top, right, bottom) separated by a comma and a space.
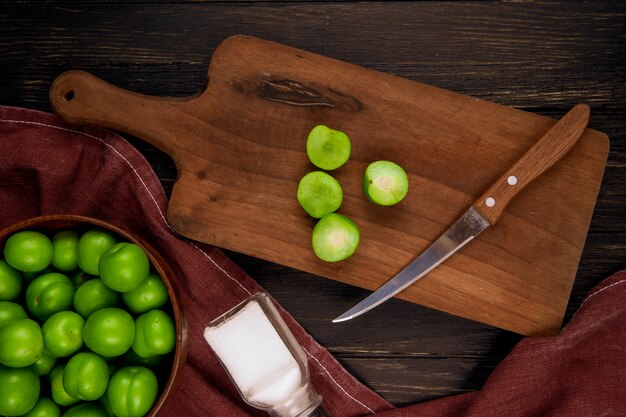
1, 0, 625, 407
48, 39, 606, 337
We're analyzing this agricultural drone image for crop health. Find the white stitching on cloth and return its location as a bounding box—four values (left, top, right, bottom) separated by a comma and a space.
301, 345, 376, 414
0, 117, 376, 412
0, 118, 252, 297
580, 278, 626, 308
185, 240, 251, 296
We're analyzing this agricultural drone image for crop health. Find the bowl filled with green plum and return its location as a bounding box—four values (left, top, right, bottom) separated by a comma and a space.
0, 215, 187, 417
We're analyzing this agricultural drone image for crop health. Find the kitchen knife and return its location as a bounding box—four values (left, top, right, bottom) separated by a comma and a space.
333, 104, 591, 323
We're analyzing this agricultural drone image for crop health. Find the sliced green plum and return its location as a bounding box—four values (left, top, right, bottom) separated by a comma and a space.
297, 171, 343, 218
306, 125, 351, 170
363, 160, 409, 206
312, 213, 360, 262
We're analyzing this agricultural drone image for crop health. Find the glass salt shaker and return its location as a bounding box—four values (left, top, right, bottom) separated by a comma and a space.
204, 292, 331, 417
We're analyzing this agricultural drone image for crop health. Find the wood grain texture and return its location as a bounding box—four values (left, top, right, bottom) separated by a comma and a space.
49, 35, 608, 337
1, 0, 625, 406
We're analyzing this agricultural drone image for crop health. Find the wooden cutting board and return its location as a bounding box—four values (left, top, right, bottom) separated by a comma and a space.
49, 35, 609, 336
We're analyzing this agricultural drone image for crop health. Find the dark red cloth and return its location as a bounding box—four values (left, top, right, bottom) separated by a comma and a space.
0, 106, 390, 417
374, 269, 626, 416
1, 106, 624, 416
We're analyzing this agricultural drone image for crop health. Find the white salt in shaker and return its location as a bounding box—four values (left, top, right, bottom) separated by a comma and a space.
204, 293, 331, 417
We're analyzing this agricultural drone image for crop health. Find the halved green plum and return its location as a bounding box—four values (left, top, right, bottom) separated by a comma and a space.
312, 213, 360, 262
306, 125, 351, 170
297, 171, 343, 218
363, 160, 409, 206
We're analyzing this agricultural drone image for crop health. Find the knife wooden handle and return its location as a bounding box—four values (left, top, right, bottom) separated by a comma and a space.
474, 103, 590, 225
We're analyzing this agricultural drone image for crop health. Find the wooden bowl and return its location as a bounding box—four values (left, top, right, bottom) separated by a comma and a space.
0, 215, 188, 417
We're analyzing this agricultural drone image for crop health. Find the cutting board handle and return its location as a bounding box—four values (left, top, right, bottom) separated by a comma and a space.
50, 70, 187, 159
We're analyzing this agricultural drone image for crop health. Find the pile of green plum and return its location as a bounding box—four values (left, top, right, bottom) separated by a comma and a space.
298, 125, 409, 262
0, 228, 176, 417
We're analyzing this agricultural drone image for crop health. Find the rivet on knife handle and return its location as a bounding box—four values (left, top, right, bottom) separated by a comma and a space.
475, 103, 590, 225
333, 104, 590, 323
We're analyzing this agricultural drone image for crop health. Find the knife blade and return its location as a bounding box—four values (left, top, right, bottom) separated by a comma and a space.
333, 103, 591, 323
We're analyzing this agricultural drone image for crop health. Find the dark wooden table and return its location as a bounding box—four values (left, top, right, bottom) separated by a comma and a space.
1, 1, 624, 407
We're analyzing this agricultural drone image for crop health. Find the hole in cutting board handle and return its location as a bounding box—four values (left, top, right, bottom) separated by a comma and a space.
63, 90, 75, 102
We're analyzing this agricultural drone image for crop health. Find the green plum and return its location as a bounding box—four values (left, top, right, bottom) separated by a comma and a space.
121, 349, 161, 368
0, 364, 40, 416
49, 364, 80, 407
25, 272, 75, 321
51, 230, 79, 272
22, 266, 53, 283
0, 301, 27, 328
83, 307, 135, 357
62, 403, 108, 417
22, 397, 61, 417
3, 231, 53, 273
99, 393, 116, 417
63, 352, 110, 401
132, 309, 175, 358
0, 226, 172, 417
70, 269, 94, 288
42, 311, 84, 357
107, 366, 158, 417
121, 272, 168, 314
78, 229, 117, 275
32, 349, 58, 376
98, 243, 149, 292
0, 318, 44, 367
306, 124, 351, 170
0, 260, 22, 301
297, 171, 343, 218
73, 279, 120, 318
